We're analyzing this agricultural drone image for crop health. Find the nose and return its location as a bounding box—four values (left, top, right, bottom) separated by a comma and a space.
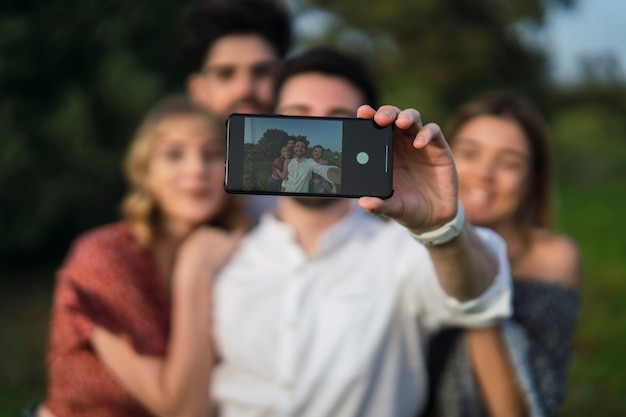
476, 159, 496, 182
187, 152, 210, 176
232, 70, 255, 98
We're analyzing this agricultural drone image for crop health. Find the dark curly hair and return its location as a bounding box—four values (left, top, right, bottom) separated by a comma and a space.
274, 47, 380, 109
176, 0, 292, 74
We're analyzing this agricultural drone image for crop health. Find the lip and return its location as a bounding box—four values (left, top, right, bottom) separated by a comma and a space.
185, 189, 210, 199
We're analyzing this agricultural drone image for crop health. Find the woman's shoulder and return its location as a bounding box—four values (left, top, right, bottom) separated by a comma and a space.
61, 223, 140, 271
71, 222, 133, 251
522, 229, 581, 289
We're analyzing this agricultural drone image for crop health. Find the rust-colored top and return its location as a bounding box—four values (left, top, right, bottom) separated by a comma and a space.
43, 223, 171, 417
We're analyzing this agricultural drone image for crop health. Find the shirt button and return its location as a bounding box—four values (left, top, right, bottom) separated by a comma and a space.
286, 319, 298, 329
281, 381, 293, 390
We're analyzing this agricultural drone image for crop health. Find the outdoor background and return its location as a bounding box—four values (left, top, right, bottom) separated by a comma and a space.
1, 0, 625, 415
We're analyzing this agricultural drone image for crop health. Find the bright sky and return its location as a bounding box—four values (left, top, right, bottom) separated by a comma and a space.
292, 0, 626, 85
544, 0, 626, 82
245, 116, 343, 153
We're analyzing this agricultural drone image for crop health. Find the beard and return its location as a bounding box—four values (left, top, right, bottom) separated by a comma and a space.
291, 197, 342, 209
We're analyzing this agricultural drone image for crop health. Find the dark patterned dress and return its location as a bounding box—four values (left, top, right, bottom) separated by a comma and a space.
424, 279, 580, 417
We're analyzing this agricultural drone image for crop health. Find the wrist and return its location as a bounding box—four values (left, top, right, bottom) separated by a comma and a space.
410, 201, 465, 246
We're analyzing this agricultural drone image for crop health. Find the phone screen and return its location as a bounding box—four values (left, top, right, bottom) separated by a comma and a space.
225, 113, 393, 199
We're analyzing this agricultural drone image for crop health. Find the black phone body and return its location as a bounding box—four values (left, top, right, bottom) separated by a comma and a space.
225, 113, 394, 199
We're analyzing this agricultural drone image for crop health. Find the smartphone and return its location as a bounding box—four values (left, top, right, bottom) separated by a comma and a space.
225, 113, 394, 199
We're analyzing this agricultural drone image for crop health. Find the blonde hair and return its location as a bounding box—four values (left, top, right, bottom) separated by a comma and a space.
121, 95, 250, 247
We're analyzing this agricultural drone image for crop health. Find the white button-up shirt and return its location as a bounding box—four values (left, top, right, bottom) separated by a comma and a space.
282, 157, 335, 193
212, 206, 511, 417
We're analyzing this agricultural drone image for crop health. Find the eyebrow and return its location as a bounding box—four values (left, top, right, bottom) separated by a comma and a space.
454, 138, 530, 160
202, 59, 279, 73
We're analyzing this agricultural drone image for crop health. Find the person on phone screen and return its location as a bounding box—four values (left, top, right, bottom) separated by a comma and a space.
268, 145, 291, 192
183, 47, 513, 417
309, 145, 334, 193
423, 91, 581, 417
281, 139, 341, 193
177, 0, 292, 221
34, 96, 248, 417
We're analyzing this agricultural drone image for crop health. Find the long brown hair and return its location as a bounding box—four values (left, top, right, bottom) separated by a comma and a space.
445, 91, 553, 237
121, 95, 250, 247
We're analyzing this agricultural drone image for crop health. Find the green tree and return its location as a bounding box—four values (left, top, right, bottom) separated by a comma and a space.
293, 0, 577, 109
0, 0, 190, 266
255, 128, 309, 161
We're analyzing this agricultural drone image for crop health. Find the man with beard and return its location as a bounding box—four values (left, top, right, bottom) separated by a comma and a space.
281, 138, 341, 193
177, 0, 291, 219
207, 48, 513, 417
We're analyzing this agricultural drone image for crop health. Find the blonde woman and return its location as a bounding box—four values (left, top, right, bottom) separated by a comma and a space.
36, 95, 249, 417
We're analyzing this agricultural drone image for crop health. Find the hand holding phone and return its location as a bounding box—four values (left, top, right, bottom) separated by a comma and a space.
225, 113, 393, 199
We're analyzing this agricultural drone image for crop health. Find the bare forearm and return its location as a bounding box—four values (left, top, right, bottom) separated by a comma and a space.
467, 327, 527, 417
160, 269, 214, 417
426, 223, 498, 301
92, 273, 214, 417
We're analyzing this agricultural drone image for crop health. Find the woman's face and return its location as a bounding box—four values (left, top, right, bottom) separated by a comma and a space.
311, 147, 322, 161
281, 147, 290, 159
451, 115, 531, 229
147, 115, 227, 235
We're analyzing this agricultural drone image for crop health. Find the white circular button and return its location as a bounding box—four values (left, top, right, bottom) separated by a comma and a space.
356, 152, 369, 164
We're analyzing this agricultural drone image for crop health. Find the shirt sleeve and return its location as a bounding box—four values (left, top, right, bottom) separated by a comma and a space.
415, 226, 513, 331
311, 162, 336, 183
56, 229, 168, 355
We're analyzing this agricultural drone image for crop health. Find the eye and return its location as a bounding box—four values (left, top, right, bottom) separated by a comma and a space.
165, 149, 184, 161
202, 149, 224, 163
454, 146, 478, 160
498, 158, 525, 171
206, 66, 235, 82
251, 63, 277, 80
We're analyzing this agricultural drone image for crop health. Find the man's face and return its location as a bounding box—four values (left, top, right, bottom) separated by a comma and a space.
276, 72, 363, 118
188, 34, 279, 119
293, 141, 306, 158
276, 72, 365, 208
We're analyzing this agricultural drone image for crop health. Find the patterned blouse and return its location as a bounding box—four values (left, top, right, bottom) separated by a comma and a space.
42, 223, 171, 417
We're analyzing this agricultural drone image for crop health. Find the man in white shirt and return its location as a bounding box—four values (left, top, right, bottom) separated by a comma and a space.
210, 47, 512, 417
282, 138, 341, 193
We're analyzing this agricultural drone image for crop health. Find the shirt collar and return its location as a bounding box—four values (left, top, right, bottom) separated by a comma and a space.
257, 202, 382, 258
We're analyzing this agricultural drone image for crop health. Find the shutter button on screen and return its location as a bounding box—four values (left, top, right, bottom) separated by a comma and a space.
356, 152, 369, 164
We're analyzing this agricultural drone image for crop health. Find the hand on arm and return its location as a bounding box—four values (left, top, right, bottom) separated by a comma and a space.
356, 105, 499, 301
92, 227, 242, 417
327, 167, 341, 184
282, 159, 290, 180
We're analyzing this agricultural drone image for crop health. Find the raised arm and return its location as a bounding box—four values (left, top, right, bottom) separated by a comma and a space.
357, 105, 501, 301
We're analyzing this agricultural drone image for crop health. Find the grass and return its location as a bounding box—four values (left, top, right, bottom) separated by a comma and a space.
558, 182, 626, 416
0, 270, 53, 416
1, 182, 625, 416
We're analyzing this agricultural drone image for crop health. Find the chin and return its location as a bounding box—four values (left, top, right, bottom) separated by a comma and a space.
292, 197, 342, 209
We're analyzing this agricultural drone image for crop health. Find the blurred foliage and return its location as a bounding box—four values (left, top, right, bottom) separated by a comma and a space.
294, 0, 577, 109
0, 0, 190, 266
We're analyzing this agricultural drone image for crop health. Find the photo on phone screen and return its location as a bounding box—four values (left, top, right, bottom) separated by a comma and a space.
225, 114, 393, 199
